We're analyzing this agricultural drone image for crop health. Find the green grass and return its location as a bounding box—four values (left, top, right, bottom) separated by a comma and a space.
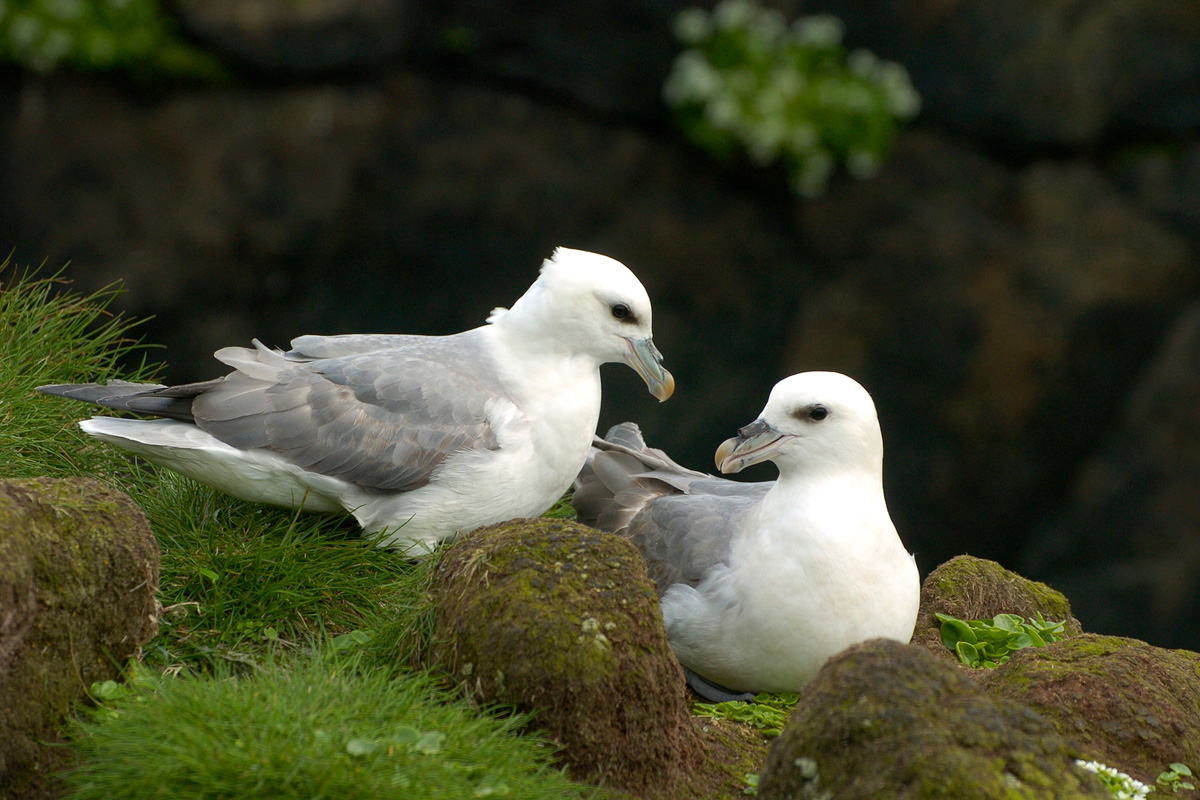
65, 652, 591, 800
0, 259, 159, 480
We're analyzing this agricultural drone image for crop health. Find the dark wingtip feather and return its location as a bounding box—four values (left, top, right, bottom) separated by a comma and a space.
36, 380, 201, 422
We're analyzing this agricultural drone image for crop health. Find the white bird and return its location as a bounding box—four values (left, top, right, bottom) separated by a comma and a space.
573, 371, 918, 701
40, 247, 674, 555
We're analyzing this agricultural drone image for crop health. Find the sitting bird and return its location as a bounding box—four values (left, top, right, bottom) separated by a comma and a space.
40, 247, 674, 555
572, 371, 918, 701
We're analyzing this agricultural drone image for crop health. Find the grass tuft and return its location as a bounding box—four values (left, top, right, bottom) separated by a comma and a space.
0, 258, 159, 480
66, 652, 593, 800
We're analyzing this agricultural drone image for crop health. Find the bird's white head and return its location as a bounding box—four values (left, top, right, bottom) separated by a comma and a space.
715, 371, 884, 478
491, 247, 674, 401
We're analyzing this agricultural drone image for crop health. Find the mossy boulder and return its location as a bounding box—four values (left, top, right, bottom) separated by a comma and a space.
428, 518, 764, 799
912, 555, 1084, 662
757, 639, 1111, 800
0, 477, 160, 800
978, 634, 1200, 793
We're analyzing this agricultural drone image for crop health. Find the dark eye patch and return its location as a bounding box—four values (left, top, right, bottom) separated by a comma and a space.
794, 404, 829, 422
610, 302, 638, 324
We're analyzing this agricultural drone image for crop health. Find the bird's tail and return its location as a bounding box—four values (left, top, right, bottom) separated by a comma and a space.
36, 380, 218, 422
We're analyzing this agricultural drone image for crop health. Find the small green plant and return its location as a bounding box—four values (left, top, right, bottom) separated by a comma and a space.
1157, 763, 1195, 793
1076, 760, 1153, 799
692, 691, 799, 738
936, 612, 1065, 669
663, 0, 920, 197
0, 0, 225, 79
743, 772, 759, 795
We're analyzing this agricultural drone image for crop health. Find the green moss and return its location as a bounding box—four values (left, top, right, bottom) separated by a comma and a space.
0, 477, 159, 800
979, 634, 1200, 789
757, 640, 1110, 799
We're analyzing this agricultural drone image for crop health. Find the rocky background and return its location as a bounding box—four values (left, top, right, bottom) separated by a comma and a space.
1, 0, 1198, 649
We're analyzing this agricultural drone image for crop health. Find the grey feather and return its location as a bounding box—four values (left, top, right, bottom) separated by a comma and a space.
574, 422, 769, 595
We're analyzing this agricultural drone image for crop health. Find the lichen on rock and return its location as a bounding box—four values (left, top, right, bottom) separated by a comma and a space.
427, 517, 764, 798
978, 633, 1200, 790
0, 477, 160, 800
757, 639, 1111, 800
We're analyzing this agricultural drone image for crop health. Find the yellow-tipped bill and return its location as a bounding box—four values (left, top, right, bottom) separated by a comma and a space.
623, 337, 675, 402
715, 419, 789, 474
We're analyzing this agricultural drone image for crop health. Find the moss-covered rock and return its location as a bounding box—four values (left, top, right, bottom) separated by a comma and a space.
428, 518, 765, 799
978, 634, 1200, 792
912, 555, 1084, 662
0, 477, 160, 800
757, 639, 1110, 800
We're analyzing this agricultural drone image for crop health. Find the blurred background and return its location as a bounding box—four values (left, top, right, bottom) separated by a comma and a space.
1, 0, 1199, 649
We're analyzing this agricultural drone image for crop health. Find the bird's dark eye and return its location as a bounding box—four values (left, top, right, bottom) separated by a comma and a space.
809, 405, 829, 421
611, 303, 631, 320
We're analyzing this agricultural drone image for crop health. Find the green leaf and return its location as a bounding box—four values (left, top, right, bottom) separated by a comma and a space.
90, 680, 125, 701
936, 613, 977, 648
1169, 764, 1192, 776
331, 629, 375, 650
392, 725, 420, 745
992, 614, 1022, 632
954, 640, 980, 667
414, 731, 445, 755
345, 738, 380, 757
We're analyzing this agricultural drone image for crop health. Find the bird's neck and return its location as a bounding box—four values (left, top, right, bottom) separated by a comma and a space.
750, 468, 894, 548
481, 320, 602, 427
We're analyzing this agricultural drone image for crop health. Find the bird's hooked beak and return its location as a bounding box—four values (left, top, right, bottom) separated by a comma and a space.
715, 418, 791, 474
623, 337, 675, 402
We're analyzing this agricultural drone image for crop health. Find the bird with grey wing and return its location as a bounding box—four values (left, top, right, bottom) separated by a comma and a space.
40, 247, 673, 556
573, 372, 919, 702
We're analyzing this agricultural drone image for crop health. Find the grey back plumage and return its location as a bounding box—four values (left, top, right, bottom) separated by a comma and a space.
574, 422, 770, 595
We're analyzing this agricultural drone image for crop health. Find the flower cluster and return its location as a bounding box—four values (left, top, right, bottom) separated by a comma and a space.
1076, 760, 1153, 800
0, 0, 221, 78
663, 0, 920, 197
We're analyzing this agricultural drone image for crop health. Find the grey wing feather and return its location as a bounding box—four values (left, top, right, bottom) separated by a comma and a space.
193, 329, 513, 492
574, 422, 771, 595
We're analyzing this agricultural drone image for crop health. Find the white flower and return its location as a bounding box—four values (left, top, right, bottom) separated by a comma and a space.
8, 13, 42, 49
877, 62, 921, 118
748, 6, 786, 45
847, 48, 879, 78
1074, 760, 1152, 800
791, 14, 844, 48
744, 116, 786, 165
663, 50, 722, 105
713, 0, 756, 31
768, 66, 806, 99
673, 8, 712, 45
704, 92, 743, 130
